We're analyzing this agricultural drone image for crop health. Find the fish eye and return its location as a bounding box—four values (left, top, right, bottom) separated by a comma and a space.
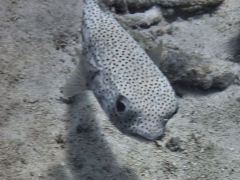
115, 95, 128, 115
116, 99, 125, 112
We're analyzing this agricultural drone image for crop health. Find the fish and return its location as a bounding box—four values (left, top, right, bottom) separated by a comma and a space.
63, 0, 178, 140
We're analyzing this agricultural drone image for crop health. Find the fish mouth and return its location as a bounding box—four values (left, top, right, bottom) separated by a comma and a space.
136, 128, 165, 141
131, 116, 166, 140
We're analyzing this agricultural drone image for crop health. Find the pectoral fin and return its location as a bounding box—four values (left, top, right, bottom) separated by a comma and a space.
62, 48, 99, 97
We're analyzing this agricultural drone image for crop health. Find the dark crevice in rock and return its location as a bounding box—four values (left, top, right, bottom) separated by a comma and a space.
228, 30, 240, 62
163, 5, 220, 23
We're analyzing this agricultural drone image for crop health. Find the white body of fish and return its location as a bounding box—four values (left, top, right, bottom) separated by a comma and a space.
63, 0, 178, 140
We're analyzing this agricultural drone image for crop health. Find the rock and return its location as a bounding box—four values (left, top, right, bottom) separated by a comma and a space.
165, 137, 181, 152
104, 0, 224, 14
114, 6, 162, 29
160, 47, 239, 90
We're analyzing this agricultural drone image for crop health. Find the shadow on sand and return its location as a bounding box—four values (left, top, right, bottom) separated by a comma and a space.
49, 91, 139, 180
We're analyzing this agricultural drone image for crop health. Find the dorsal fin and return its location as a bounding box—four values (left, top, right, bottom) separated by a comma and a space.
146, 40, 163, 67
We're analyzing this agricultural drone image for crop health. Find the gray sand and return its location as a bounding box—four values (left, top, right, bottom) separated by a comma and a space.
0, 0, 240, 179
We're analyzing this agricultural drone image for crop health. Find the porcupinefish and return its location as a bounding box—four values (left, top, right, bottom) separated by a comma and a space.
63, 0, 178, 140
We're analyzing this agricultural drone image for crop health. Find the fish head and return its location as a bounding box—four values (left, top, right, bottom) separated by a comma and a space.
107, 86, 178, 140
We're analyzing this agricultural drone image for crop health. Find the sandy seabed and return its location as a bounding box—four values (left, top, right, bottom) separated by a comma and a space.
0, 0, 240, 179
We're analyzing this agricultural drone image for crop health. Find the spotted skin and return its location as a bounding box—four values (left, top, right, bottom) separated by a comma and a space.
78, 0, 178, 140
